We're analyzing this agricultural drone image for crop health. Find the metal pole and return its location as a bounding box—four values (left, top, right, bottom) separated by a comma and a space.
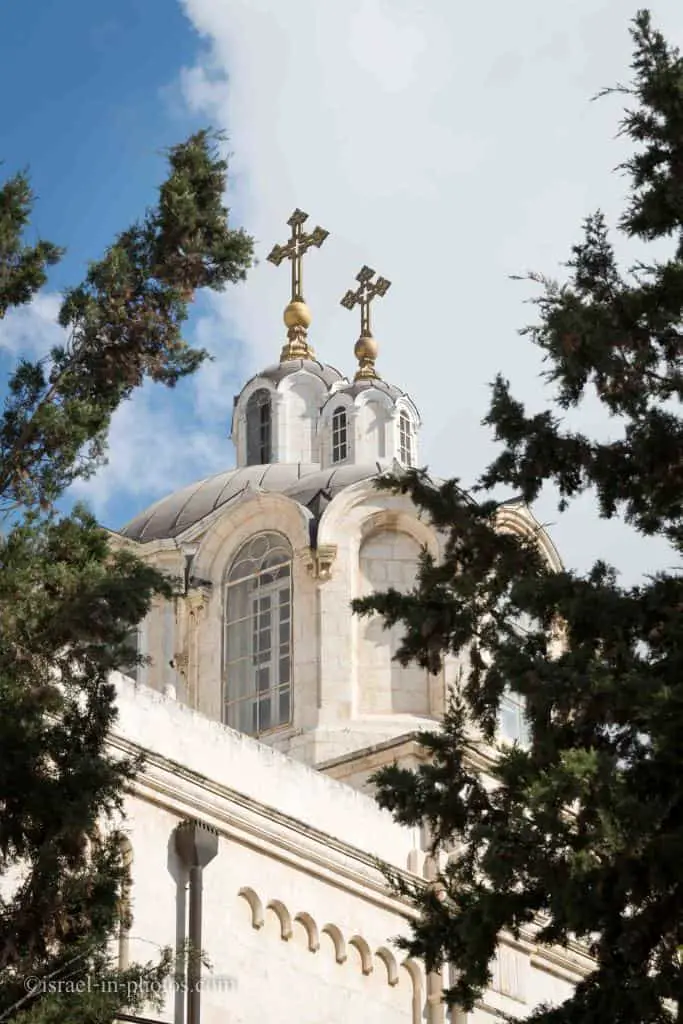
174, 820, 219, 1024
187, 864, 203, 1024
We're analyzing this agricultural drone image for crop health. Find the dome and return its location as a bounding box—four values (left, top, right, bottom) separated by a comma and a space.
121, 460, 393, 543
238, 358, 345, 397
321, 377, 406, 408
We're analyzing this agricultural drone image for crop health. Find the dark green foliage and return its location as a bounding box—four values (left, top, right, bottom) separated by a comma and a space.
0, 172, 62, 318
353, 12, 683, 1023
0, 131, 253, 1023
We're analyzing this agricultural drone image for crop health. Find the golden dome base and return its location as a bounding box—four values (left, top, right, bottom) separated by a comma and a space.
280, 324, 315, 362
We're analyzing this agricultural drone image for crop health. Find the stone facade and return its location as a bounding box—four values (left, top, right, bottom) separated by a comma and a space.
109, 355, 586, 1023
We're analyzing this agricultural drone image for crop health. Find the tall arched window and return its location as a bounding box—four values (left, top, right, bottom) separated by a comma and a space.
223, 533, 293, 736
246, 389, 272, 465
497, 612, 534, 747
399, 411, 413, 467
331, 406, 348, 463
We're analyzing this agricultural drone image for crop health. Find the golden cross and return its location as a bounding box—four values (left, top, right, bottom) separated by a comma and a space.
340, 265, 391, 337
267, 209, 329, 303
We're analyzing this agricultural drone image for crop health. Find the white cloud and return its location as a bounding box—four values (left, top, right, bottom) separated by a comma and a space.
0, 293, 67, 356
0, 293, 238, 522
172, 0, 682, 580
69, 385, 229, 520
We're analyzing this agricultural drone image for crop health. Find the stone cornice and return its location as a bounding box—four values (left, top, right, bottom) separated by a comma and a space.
109, 732, 420, 921
317, 731, 595, 979
109, 727, 595, 984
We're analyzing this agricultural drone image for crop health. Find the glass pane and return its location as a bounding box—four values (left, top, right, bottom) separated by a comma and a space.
257, 667, 270, 692
225, 658, 252, 701
257, 633, 270, 659
498, 691, 529, 745
499, 700, 518, 741
226, 698, 256, 734
258, 697, 271, 732
279, 688, 290, 725
249, 535, 269, 561
225, 621, 250, 661
279, 656, 290, 685
246, 390, 271, 465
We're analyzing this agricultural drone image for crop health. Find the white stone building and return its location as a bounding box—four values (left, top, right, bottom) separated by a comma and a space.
111, 246, 592, 1024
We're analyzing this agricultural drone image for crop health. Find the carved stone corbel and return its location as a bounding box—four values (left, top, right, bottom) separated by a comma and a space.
304, 544, 338, 581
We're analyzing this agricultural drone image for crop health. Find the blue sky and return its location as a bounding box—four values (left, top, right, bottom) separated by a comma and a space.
0, 0, 248, 527
2, 0, 200, 288
1, 0, 681, 581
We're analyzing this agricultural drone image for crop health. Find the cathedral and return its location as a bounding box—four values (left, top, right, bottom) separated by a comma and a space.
111, 210, 592, 1024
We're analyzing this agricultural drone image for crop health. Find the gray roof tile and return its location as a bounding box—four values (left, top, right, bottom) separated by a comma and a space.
120, 461, 390, 543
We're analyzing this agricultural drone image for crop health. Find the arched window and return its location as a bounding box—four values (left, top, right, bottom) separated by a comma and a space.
246, 389, 272, 465
497, 612, 534, 747
331, 406, 348, 463
223, 533, 292, 736
399, 411, 413, 467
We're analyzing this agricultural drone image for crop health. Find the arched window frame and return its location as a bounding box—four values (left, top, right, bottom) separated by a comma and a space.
223, 532, 293, 736
245, 388, 272, 465
497, 612, 534, 747
398, 410, 414, 467
331, 405, 348, 464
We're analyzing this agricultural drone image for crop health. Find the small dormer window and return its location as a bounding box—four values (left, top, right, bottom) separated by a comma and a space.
399, 411, 413, 467
331, 406, 348, 463
246, 389, 272, 465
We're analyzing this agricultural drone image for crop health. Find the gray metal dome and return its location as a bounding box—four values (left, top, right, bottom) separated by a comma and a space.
120, 461, 392, 543
237, 359, 346, 399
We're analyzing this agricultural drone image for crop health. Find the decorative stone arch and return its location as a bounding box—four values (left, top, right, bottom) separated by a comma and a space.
266, 899, 293, 941
402, 959, 425, 1024
494, 503, 563, 574
278, 365, 332, 398
180, 490, 316, 730
321, 923, 347, 964
375, 947, 400, 986
318, 391, 356, 469
393, 393, 421, 426
188, 491, 313, 584
237, 887, 265, 930
355, 507, 440, 717
353, 385, 396, 417
319, 389, 355, 419
294, 912, 320, 952
349, 935, 374, 975
393, 397, 420, 468
495, 502, 566, 659
231, 377, 279, 465
316, 477, 441, 555
233, 373, 279, 415
359, 508, 439, 561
